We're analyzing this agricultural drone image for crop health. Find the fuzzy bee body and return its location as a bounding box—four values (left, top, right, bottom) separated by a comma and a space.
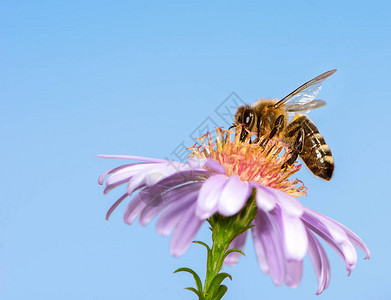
234, 70, 336, 180
283, 115, 333, 180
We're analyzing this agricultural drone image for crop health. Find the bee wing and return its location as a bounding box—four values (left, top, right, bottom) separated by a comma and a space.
274, 69, 336, 109
285, 99, 326, 113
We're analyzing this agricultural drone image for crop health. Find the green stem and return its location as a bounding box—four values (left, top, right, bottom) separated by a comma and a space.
202, 192, 257, 300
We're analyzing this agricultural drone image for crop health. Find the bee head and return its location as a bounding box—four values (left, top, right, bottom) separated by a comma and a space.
234, 105, 255, 130
234, 105, 256, 141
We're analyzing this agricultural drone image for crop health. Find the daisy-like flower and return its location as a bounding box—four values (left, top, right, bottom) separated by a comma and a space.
98, 127, 369, 295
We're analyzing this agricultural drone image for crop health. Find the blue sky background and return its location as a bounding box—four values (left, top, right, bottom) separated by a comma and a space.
1, 1, 390, 299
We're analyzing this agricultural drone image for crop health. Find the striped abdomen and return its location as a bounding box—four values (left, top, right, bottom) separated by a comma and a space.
285, 116, 334, 180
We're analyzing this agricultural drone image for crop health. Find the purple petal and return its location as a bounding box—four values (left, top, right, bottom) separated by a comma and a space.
284, 260, 303, 288
312, 210, 370, 260
98, 163, 141, 185
139, 183, 203, 226
224, 231, 248, 266
307, 230, 330, 295
170, 203, 203, 257
123, 194, 148, 225
218, 175, 252, 217
187, 157, 207, 169
104, 164, 152, 194
345, 229, 370, 260
204, 159, 226, 173
196, 174, 228, 219
134, 169, 210, 207
104, 177, 134, 194
271, 208, 308, 261
252, 184, 277, 212
144, 169, 211, 207
139, 205, 164, 227
251, 224, 269, 274
303, 218, 355, 273
118, 162, 187, 194
340, 242, 357, 275
122, 163, 185, 195
273, 189, 303, 217
106, 193, 128, 220
304, 208, 348, 244
142, 161, 198, 185
106, 170, 135, 186
136, 185, 167, 209
302, 208, 357, 273
156, 190, 199, 236
97, 154, 167, 163
252, 210, 286, 285
127, 174, 149, 196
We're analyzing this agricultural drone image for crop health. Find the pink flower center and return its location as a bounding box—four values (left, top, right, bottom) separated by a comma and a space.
189, 127, 307, 197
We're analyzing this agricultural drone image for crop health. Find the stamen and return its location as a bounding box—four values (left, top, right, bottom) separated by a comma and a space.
189, 126, 307, 197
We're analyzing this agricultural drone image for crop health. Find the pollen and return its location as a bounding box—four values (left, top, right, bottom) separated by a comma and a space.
189, 126, 307, 197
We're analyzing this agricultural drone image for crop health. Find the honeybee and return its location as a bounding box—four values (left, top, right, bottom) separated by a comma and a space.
234, 69, 336, 180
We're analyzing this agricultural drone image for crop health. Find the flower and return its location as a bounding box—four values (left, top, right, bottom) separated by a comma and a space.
98, 127, 370, 294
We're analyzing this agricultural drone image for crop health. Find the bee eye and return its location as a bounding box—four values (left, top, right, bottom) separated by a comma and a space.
243, 110, 253, 126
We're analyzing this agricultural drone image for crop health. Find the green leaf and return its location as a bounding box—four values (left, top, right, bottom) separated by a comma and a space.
234, 224, 255, 237
214, 285, 228, 300
206, 273, 232, 298
206, 219, 214, 228
174, 267, 203, 293
223, 248, 246, 260
193, 241, 211, 253
185, 287, 205, 300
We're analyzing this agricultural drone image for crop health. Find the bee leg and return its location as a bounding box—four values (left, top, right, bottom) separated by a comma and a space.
260, 115, 284, 148
240, 126, 248, 142
269, 115, 284, 139
283, 128, 304, 169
